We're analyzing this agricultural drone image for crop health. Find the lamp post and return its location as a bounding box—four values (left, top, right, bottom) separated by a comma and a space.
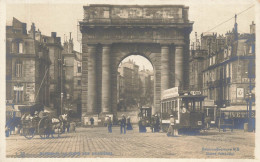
58, 58, 63, 115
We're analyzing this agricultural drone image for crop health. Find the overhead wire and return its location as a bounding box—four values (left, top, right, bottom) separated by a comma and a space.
205, 5, 254, 32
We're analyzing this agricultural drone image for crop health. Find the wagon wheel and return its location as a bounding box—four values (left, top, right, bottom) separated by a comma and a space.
38, 117, 51, 139
24, 128, 35, 139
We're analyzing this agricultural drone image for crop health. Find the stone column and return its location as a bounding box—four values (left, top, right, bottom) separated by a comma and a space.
161, 45, 170, 93
87, 45, 97, 114
101, 44, 111, 113
175, 45, 183, 88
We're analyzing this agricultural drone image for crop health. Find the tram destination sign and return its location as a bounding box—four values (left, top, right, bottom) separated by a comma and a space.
161, 87, 179, 100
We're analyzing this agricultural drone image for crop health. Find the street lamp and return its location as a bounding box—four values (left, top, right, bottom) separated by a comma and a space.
58, 58, 64, 115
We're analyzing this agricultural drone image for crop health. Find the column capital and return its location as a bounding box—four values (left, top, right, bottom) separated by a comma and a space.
102, 43, 112, 47
160, 43, 171, 47
87, 44, 97, 48
174, 43, 185, 47
102, 44, 112, 50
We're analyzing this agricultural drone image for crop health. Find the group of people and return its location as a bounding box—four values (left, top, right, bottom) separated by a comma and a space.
89, 114, 133, 134
150, 114, 160, 132
89, 114, 178, 137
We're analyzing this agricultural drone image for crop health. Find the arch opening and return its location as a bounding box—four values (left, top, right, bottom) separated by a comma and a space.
116, 55, 154, 116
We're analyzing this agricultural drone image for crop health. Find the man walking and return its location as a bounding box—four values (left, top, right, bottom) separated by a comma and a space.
120, 114, 126, 134
167, 115, 175, 137
90, 117, 94, 128
107, 116, 112, 133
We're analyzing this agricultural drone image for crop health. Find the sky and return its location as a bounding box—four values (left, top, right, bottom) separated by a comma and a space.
5, 0, 256, 71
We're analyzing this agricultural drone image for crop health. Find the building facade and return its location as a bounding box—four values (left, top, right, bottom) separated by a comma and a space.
79, 4, 193, 124
41, 32, 63, 114
6, 18, 50, 106
62, 34, 82, 117
190, 21, 256, 108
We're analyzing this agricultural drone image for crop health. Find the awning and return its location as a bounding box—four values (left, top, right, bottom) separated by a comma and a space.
220, 105, 255, 112
6, 104, 24, 112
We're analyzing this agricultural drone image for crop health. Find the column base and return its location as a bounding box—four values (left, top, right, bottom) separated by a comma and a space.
99, 112, 115, 126
82, 113, 99, 127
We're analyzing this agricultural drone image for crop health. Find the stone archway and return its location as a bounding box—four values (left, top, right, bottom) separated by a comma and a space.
79, 4, 193, 124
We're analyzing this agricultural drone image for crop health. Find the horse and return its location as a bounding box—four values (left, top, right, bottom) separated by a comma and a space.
39, 114, 68, 138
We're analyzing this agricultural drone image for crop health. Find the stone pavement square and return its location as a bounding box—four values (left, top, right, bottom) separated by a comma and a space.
6, 125, 255, 158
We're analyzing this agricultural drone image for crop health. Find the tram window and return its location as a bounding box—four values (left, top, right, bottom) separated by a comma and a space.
195, 102, 200, 110
162, 103, 164, 113
175, 100, 178, 110
169, 101, 172, 110
171, 101, 174, 110
188, 102, 192, 110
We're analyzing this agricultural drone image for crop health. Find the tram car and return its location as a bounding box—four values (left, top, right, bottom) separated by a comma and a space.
139, 106, 152, 127
138, 106, 152, 132
161, 87, 206, 133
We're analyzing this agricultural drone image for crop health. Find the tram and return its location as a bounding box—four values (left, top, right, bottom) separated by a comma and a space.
161, 87, 206, 133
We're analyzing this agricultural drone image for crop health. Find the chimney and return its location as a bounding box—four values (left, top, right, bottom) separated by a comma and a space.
51, 32, 57, 38
31, 23, 35, 40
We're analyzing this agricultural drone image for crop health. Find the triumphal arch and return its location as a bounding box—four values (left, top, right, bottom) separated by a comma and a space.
79, 4, 193, 124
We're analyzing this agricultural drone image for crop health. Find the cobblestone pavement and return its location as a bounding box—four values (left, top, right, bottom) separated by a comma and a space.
6, 125, 255, 158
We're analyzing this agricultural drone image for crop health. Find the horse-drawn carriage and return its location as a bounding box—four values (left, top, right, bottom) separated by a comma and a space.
18, 104, 68, 139
21, 112, 67, 139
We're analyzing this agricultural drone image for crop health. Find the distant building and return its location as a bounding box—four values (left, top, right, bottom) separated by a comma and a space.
117, 59, 154, 110
6, 18, 50, 106
200, 21, 255, 108
189, 45, 207, 91
62, 33, 82, 116
139, 69, 154, 106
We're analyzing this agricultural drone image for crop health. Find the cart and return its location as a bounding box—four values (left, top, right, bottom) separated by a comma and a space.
21, 114, 63, 139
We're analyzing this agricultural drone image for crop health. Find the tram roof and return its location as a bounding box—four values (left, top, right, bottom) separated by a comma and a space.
161, 95, 207, 101
179, 95, 207, 99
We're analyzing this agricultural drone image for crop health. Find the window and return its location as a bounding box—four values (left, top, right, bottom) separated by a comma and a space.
244, 45, 247, 55
212, 56, 216, 64
15, 60, 23, 77
77, 80, 81, 86
226, 64, 229, 77
11, 42, 16, 53
14, 85, 24, 103
77, 63, 81, 73
224, 49, 228, 58
228, 46, 232, 56
18, 43, 23, 53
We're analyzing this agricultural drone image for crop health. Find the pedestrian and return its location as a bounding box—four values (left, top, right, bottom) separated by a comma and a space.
126, 116, 133, 130
150, 115, 155, 132
154, 114, 160, 132
120, 114, 126, 134
107, 116, 112, 133
167, 115, 175, 137
90, 117, 94, 128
